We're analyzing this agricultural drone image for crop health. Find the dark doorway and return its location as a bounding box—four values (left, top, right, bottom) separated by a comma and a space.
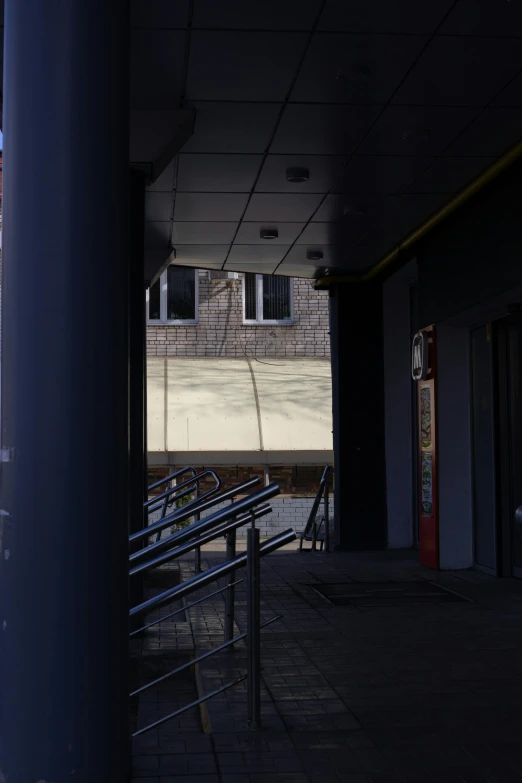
495, 316, 522, 578
410, 281, 420, 549
471, 325, 498, 574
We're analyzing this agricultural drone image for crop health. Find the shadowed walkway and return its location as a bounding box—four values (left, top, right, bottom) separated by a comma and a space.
132, 546, 522, 783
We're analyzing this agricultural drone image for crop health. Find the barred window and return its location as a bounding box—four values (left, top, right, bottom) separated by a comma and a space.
243, 273, 293, 325
147, 266, 198, 324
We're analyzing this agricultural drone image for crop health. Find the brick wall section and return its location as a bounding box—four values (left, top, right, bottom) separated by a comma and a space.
146, 271, 330, 358
147, 465, 333, 498
149, 496, 334, 539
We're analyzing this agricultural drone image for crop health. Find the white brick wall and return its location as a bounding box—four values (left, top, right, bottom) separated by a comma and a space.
148, 495, 334, 540
147, 272, 330, 359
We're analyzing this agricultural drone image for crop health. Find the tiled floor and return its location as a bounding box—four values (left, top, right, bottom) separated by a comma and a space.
132, 545, 522, 783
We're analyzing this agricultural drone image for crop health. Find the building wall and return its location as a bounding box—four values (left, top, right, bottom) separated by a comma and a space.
150, 496, 334, 540
147, 463, 334, 538
146, 272, 330, 358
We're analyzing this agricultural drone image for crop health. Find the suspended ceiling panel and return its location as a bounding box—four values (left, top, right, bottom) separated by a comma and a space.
130, 0, 522, 282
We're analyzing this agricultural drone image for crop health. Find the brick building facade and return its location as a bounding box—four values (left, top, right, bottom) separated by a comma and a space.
145, 268, 333, 534
146, 271, 330, 358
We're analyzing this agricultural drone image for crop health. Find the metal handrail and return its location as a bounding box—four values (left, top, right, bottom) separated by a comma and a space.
298, 465, 331, 553
148, 467, 197, 493
129, 504, 272, 577
144, 469, 221, 511
129, 579, 244, 638
131, 523, 295, 738
130, 528, 297, 618
146, 468, 199, 517
130, 482, 280, 566
131, 614, 282, 697
132, 676, 247, 738
130, 476, 261, 545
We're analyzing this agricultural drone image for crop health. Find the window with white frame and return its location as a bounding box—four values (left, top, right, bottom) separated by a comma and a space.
243, 273, 293, 325
147, 266, 198, 324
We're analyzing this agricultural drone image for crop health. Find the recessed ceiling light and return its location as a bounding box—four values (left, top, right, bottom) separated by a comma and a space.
307, 250, 323, 261
402, 128, 431, 141
286, 167, 309, 183
260, 228, 278, 240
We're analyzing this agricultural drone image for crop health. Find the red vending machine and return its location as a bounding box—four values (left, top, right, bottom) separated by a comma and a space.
412, 325, 439, 570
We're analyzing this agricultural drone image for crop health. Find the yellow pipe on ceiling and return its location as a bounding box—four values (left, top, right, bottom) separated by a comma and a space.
314, 137, 522, 290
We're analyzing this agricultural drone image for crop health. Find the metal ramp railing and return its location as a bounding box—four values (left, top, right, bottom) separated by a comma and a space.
145, 468, 222, 543
130, 475, 296, 734
297, 465, 331, 552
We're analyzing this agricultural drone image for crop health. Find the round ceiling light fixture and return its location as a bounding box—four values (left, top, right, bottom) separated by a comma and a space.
286, 167, 310, 183
260, 228, 278, 239
307, 249, 324, 261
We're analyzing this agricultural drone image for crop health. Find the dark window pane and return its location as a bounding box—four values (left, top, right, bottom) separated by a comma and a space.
149, 279, 161, 320
167, 266, 196, 321
245, 273, 257, 320
262, 275, 291, 321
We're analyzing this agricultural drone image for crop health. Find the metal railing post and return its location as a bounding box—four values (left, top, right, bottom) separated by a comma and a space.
246, 516, 261, 728
194, 485, 201, 572
324, 483, 330, 553
224, 527, 236, 643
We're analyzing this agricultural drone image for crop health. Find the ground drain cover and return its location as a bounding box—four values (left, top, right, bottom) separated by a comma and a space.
311, 581, 469, 606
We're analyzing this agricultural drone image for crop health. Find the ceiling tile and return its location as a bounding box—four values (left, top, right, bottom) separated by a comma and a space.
494, 73, 522, 107
284, 245, 340, 267
192, 0, 322, 29
243, 193, 323, 221
145, 221, 172, 249
341, 245, 382, 271
366, 193, 451, 240
333, 155, 433, 194
393, 36, 522, 106
235, 222, 304, 244
443, 107, 522, 156
177, 154, 263, 191
183, 102, 281, 153
295, 223, 337, 244
271, 104, 382, 154
130, 30, 186, 109
131, 0, 190, 27
227, 245, 290, 264
439, 0, 522, 36
145, 192, 173, 221
255, 155, 348, 193
312, 193, 386, 223
318, 0, 454, 33
407, 157, 495, 194
172, 245, 230, 266
274, 264, 316, 279
172, 222, 238, 244
174, 193, 249, 221
358, 105, 480, 156
291, 33, 428, 104
226, 261, 280, 274
186, 32, 308, 101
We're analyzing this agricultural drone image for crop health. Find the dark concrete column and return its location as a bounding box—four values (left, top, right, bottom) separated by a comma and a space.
0, 2, 130, 781
129, 169, 147, 613
329, 282, 387, 550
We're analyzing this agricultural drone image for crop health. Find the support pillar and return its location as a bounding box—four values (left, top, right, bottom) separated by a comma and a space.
0, 2, 130, 781
329, 282, 387, 550
129, 170, 147, 614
